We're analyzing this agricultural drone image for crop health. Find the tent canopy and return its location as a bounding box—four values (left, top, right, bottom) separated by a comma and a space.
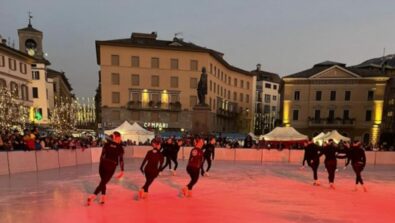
320, 130, 350, 144
261, 127, 308, 142
105, 121, 154, 143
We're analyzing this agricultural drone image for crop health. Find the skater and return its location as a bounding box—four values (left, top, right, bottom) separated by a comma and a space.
302, 137, 321, 185
87, 132, 124, 205
169, 139, 183, 176
342, 140, 367, 192
201, 136, 216, 176
182, 136, 204, 197
139, 138, 164, 199
159, 137, 174, 174
320, 139, 340, 189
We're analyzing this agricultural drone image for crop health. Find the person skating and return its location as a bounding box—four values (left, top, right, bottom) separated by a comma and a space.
320, 139, 339, 189
342, 140, 367, 192
87, 132, 124, 205
139, 138, 164, 199
159, 138, 173, 174
182, 137, 204, 197
169, 139, 183, 176
302, 137, 322, 186
201, 136, 216, 176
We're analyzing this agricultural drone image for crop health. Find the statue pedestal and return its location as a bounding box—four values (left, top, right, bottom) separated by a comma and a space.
191, 104, 213, 135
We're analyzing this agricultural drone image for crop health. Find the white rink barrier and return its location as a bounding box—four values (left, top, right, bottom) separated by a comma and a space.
1, 147, 395, 175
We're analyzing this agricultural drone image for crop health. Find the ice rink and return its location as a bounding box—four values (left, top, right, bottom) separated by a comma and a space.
0, 158, 394, 223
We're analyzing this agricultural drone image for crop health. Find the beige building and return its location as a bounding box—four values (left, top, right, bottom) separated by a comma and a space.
0, 38, 34, 107
47, 68, 74, 103
282, 61, 389, 144
96, 32, 256, 133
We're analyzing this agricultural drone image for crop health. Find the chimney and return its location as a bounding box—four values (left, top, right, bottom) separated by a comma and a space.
256, 63, 261, 71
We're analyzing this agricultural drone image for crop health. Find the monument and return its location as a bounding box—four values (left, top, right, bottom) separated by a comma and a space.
192, 67, 213, 135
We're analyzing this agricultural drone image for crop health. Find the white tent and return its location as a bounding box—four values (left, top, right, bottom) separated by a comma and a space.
313, 132, 329, 145
320, 130, 350, 144
105, 121, 154, 143
261, 127, 308, 141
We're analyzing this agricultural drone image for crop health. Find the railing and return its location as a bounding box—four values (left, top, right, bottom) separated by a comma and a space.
308, 118, 355, 127
216, 108, 239, 118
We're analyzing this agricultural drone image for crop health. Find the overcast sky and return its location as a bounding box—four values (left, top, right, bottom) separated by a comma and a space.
1, 0, 394, 97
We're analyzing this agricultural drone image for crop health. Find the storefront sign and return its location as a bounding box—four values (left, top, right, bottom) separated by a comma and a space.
143, 122, 169, 129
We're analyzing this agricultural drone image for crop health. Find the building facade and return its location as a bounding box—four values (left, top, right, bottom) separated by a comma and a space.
0, 38, 35, 107
282, 61, 389, 145
251, 64, 282, 135
47, 68, 74, 102
96, 32, 256, 133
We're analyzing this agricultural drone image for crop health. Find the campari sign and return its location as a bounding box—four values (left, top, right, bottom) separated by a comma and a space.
143, 122, 169, 129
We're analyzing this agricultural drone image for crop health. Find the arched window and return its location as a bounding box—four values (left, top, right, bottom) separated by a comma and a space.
10, 82, 19, 97
0, 79, 6, 89
21, 85, 29, 100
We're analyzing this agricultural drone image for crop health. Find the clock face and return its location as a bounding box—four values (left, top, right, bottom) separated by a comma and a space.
27, 48, 35, 56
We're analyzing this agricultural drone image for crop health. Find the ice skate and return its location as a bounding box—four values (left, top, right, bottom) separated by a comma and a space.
313, 180, 320, 186
86, 194, 96, 206
171, 169, 176, 176
204, 172, 210, 177
100, 195, 106, 204
181, 187, 188, 197
329, 183, 335, 190
201, 170, 205, 176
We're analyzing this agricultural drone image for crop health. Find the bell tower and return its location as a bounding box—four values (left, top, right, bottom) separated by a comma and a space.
18, 12, 44, 58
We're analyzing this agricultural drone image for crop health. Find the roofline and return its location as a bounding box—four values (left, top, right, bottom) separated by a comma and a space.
95, 40, 254, 77
0, 43, 38, 63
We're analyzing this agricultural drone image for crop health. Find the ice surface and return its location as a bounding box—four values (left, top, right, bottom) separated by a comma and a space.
0, 159, 394, 223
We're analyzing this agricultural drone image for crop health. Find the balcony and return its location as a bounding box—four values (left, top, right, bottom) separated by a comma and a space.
308, 117, 355, 127
216, 108, 239, 118
126, 101, 182, 111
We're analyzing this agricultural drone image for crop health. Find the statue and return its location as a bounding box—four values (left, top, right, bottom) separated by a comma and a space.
197, 67, 208, 105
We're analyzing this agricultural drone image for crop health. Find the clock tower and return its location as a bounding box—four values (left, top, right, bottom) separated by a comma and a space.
18, 12, 44, 58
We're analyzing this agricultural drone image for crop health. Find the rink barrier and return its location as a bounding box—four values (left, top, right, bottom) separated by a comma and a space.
1, 147, 395, 175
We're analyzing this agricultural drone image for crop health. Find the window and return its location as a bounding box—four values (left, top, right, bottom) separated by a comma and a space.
32, 87, 38, 98
209, 80, 212, 91
112, 92, 120, 104
151, 57, 159, 68
112, 110, 121, 120
170, 94, 179, 103
170, 76, 179, 88
233, 92, 237, 101
221, 72, 224, 81
210, 64, 213, 73
330, 91, 336, 101
273, 95, 277, 101
246, 94, 249, 103
111, 55, 119, 66
32, 71, 40, 80
365, 110, 372, 122
20, 63, 27, 74
0, 55, 4, 67
234, 78, 238, 87
131, 74, 139, 86
240, 80, 244, 88
131, 56, 140, 67
314, 110, 321, 120
190, 78, 198, 89
151, 75, 159, 87
228, 90, 230, 100
292, 110, 299, 121
9, 58, 16, 70
190, 60, 198, 71
265, 83, 271, 89
240, 93, 244, 102
21, 85, 29, 100
345, 91, 351, 101
171, 58, 179, 69
343, 110, 349, 119
53, 83, 57, 92
272, 106, 276, 112
228, 77, 231, 85
0, 79, 6, 88
10, 82, 18, 97
328, 110, 335, 121
294, 91, 300, 100
273, 85, 277, 90
131, 92, 140, 102
264, 94, 271, 103
220, 86, 223, 97
190, 96, 197, 108
316, 91, 322, 101
151, 93, 160, 103
247, 82, 250, 90
111, 73, 120, 85
367, 91, 374, 101
264, 105, 270, 113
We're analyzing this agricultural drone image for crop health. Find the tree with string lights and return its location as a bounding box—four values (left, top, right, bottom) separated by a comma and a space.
0, 87, 29, 132
50, 97, 78, 136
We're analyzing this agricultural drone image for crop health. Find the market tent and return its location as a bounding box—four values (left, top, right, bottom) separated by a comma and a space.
105, 121, 154, 143
320, 130, 350, 144
313, 132, 328, 145
261, 127, 308, 142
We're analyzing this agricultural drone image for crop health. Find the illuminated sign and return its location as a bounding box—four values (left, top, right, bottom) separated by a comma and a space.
144, 122, 169, 129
